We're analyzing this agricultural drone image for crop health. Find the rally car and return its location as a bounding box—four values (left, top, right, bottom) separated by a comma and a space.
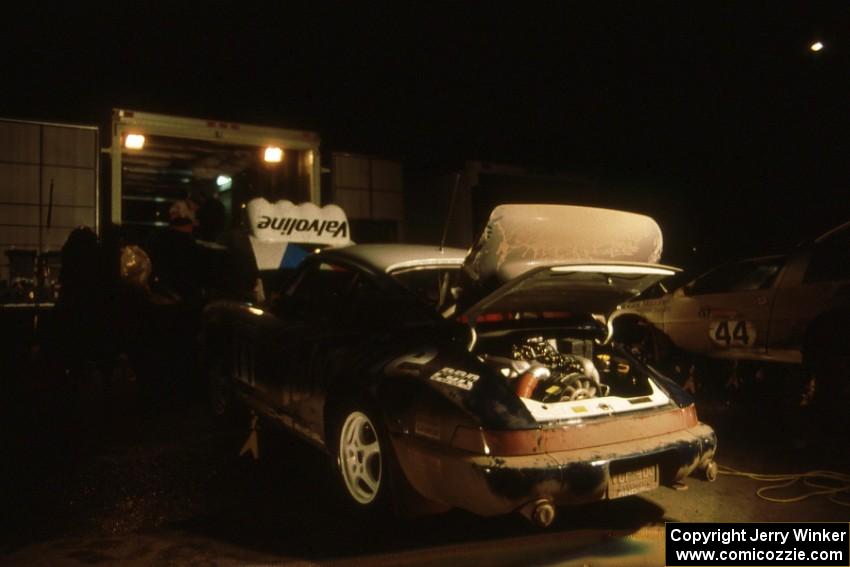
200, 204, 717, 526
616, 221, 850, 376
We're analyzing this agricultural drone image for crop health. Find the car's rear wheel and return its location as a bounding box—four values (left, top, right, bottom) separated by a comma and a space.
330, 399, 447, 519
338, 409, 385, 504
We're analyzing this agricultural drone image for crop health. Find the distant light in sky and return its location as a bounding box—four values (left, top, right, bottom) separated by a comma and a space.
810, 41, 824, 52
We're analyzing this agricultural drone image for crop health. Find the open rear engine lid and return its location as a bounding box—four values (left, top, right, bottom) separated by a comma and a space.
460, 204, 679, 320
462, 262, 678, 322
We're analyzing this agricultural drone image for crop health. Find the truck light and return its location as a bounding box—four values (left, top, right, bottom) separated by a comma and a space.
124, 134, 145, 150
264, 146, 283, 163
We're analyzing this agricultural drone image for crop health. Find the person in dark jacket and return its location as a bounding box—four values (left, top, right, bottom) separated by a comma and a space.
52, 226, 111, 393
194, 185, 227, 243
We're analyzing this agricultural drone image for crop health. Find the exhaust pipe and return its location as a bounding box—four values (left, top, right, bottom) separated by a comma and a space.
519, 498, 556, 528
703, 460, 718, 482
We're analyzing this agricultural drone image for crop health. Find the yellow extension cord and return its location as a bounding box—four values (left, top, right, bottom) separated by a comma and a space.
718, 465, 850, 507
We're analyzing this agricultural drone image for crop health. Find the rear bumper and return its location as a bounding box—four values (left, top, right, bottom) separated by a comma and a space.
391, 422, 716, 517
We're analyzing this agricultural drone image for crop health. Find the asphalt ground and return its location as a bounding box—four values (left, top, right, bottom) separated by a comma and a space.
1, 352, 848, 566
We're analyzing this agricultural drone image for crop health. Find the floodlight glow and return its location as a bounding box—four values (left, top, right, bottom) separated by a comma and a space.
810, 41, 824, 52
124, 134, 145, 150
264, 146, 283, 163
216, 175, 232, 190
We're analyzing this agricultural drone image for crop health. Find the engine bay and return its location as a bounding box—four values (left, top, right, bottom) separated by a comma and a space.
480, 333, 656, 404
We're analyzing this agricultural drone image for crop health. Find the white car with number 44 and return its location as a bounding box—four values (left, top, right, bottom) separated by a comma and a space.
617, 221, 850, 377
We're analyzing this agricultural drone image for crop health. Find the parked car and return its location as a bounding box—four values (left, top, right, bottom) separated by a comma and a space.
616, 221, 850, 383
200, 205, 717, 526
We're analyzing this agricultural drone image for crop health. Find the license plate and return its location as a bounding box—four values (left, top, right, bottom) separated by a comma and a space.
608, 464, 659, 499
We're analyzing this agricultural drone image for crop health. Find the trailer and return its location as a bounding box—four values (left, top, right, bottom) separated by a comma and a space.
0, 118, 99, 302
107, 109, 321, 241
326, 151, 403, 242
406, 161, 596, 249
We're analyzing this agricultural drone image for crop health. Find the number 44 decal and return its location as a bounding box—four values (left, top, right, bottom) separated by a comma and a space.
708, 319, 756, 347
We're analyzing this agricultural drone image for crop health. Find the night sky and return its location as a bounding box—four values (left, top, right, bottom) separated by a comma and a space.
2, 2, 848, 269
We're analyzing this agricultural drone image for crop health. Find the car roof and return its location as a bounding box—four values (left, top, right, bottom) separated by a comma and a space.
319, 244, 468, 274
815, 220, 850, 244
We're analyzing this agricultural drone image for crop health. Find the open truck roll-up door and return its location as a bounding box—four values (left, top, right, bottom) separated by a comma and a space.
108, 109, 322, 240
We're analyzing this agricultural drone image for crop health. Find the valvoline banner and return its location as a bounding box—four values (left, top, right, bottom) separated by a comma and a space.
246, 199, 352, 270
247, 198, 351, 245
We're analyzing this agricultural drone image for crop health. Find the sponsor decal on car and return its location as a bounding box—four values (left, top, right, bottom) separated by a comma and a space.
386, 349, 439, 377
429, 367, 480, 390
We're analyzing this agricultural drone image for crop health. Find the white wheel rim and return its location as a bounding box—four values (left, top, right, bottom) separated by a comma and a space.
338, 411, 382, 504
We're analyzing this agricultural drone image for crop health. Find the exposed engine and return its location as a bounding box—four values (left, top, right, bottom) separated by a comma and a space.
485, 336, 610, 402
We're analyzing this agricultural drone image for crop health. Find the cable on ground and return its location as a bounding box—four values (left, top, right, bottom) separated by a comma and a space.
718, 465, 850, 507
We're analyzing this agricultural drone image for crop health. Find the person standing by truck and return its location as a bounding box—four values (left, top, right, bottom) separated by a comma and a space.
194, 185, 227, 244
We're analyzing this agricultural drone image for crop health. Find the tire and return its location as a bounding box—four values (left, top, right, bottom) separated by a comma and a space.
803, 312, 850, 408
332, 402, 395, 513
806, 345, 850, 407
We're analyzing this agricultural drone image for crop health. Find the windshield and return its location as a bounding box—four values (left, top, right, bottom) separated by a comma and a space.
688, 256, 786, 295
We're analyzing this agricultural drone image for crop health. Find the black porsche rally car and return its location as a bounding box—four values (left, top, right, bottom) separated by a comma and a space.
200, 204, 717, 526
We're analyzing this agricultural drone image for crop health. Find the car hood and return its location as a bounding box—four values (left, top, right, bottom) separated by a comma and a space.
459, 204, 679, 320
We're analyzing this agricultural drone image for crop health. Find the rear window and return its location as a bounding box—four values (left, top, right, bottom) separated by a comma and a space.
284, 261, 358, 319
391, 267, 462, 310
